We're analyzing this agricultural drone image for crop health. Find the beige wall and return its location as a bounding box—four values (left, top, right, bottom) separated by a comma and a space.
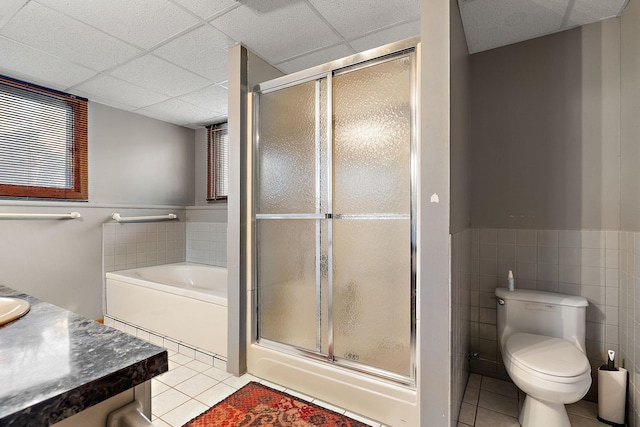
420, 0, 453, 424
450, 0, 471, 425
470, 21, 620, 231
619, 0, 640, 424
621, 0, 640, 232
467, 17, 623, 403
90, 103, 195, 206
0, 103, 194, 319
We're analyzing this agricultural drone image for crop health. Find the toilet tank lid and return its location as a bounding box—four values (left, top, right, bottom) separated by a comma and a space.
495, 288, 588, 307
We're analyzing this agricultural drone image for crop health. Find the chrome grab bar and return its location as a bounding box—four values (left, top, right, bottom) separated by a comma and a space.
0, 212, 81, 219
111, 213, 177, 223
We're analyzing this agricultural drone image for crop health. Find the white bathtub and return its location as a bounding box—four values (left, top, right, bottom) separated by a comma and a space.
105, 263, 227, 357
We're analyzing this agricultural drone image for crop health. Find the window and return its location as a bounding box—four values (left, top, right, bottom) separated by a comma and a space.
207, 122, 228, 201
0, 75, 88, 200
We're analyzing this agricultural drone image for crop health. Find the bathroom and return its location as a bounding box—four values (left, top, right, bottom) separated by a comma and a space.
0, 0, 639, 426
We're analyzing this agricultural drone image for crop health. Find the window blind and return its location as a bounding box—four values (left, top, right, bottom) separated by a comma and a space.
0, 75, 88, 200
207, 122, 228, 201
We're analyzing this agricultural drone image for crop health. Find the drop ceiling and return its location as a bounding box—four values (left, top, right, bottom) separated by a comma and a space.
0, 0, 628, 129
458, 0, 628, 54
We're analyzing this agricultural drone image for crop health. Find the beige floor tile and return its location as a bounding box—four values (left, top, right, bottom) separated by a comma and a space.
480, 376, 518, 398
152, 388, 191, 417
222, 373, 259, 389
184, 359, 213, 372
151, 378, 170, 397
173, 373, 220, 398
195, 382, 236, 407
468, 373, 482, 388
459, 402, 477, 425
474, 407, 520, 427
150, 418, 171, 427
201, 365, 233, 381
463, 386, 480, 405
568, 413, 611, 427
169, 352, 194, 365
155, 365, 198, 387
160, 399, 209, 427
478, 389, 519, 418
566, 399, 599, 418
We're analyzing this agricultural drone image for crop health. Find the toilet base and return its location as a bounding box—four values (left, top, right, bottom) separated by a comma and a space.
519, 394, 571, 427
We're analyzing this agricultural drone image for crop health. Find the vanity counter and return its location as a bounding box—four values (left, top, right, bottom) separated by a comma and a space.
0, 284, 168, 426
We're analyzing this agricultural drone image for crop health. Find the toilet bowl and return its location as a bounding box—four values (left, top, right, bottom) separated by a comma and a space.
495, 288, 591, 427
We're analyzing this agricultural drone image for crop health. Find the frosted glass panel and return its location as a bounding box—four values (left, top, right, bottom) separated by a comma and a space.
258, 82, 318, 214
257, 219, 318, 351
332, 218, 411, 376
333, 56, 412, 215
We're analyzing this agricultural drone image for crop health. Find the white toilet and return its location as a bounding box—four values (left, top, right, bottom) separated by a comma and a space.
495, 288, 592, 427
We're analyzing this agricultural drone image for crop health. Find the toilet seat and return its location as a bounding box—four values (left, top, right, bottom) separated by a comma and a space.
504, 332, 590, 383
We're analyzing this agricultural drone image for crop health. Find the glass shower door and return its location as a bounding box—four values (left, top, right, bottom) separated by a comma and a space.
331, 56, 413, 377
256, 79, 329, 355
254, 50, 415, 382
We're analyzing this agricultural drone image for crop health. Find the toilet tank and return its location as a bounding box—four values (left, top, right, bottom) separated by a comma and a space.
495, 288, 588, 351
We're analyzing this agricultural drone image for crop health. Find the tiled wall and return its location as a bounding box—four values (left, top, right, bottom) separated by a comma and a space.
186, 222, 227, 267
451, 229, 471, 426
469, 228, 619, 401
620, 231, 638, 426
103, 221, 228, 273
102, 222, 186, 272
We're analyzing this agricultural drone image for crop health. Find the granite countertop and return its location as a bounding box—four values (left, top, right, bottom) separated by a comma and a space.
0, 285, 168, 427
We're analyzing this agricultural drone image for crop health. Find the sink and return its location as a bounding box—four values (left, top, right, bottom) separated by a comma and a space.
0, 297, 30, 326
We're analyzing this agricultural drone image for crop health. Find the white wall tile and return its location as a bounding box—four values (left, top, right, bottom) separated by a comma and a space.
606, 249, 619, 269
606, 231, 619, 250
537, 229, 559, 247
517, 229, 537, 246
537, 246, 558, 264
497, 244, 516, 261
581, 230, 606, 249
537, 263, 558, 282
581, 248, 606, 268
517, 245, 537, 263
559, 230, 582, 248
498, 229, 516, 244
480, 228, 498, 244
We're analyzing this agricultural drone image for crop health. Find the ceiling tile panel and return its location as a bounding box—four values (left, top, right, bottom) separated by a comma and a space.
72, 75, 170, 109
70, 89, 138, 112
210, 0, 341, 64
566, 0, 628, 27
35, 0, 200, 48
153, 25, 232, 82
178, 84, 228, 116
459, 0, 567, 53
1, 2, 141, 72
307, 0, 419, 40
0, 35, 96, 90
349, 20, 420, 54
276, 43, 355, 74
0, 0, 27, 27
170, 0, 238, 20
110, 55, 211, 97
138, 98, 219, 126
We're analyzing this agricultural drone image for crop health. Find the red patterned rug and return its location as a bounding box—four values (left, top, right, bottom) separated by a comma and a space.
183, 382, 371, 427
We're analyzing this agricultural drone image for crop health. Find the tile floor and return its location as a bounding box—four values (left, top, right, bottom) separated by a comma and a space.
459, 373, 613, 427
150, 348, 613, 426
150, 347, 385, 426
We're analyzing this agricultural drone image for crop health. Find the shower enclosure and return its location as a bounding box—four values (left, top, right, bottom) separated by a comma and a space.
252, 40, 417, 385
